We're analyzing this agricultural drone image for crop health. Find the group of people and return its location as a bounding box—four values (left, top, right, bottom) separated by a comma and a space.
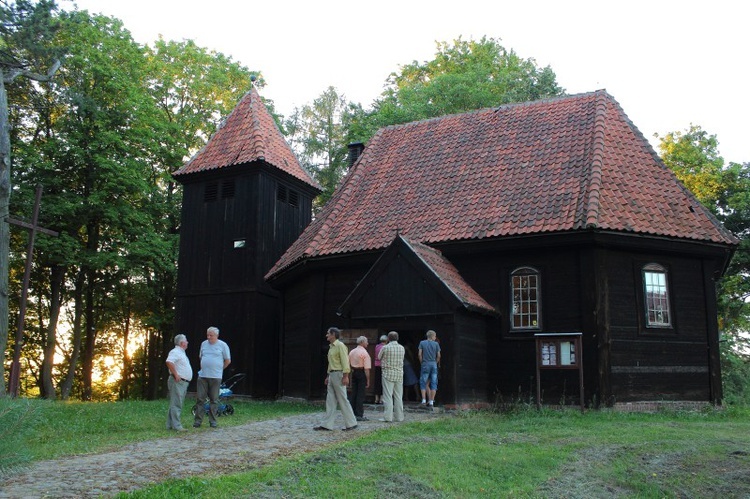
313, 327, 441, 431
165, 325, 440, 432
165, 326, 231, 431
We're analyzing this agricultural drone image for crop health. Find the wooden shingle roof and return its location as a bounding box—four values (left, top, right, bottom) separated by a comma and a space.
267, 90, 737, 279
173, 86, 319, 190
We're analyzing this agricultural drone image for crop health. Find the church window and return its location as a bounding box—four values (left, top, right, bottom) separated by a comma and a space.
643, 263, 671, 327
511, 267, 541, 330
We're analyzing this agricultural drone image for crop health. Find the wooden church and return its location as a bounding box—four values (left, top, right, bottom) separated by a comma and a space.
176, 87, 738, 407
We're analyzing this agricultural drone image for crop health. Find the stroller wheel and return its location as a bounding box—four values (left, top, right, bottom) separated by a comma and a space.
225, 404, 234, 415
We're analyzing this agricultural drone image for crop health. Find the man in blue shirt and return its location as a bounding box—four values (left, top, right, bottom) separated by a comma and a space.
418, 330, 441, 407
193, 326, 231, 428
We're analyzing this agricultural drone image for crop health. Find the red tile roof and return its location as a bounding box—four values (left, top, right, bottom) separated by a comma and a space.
267, 90, 738, 279
173, 86, 319, 190
403, 236, 497, 315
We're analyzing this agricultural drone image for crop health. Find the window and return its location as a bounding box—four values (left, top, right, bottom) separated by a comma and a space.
643, 263, 671, 327
511, 267, 541, 330
277, 184, 287, 202
221, 179, 235, 199
204, 182, 218, 202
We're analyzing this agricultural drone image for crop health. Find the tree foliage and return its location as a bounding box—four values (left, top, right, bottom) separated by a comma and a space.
5, 6, 255, 400
285, 86, 352, 208
350, 36, 564, 141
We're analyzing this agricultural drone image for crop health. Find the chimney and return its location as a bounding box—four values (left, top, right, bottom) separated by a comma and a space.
346, 142, 365, 168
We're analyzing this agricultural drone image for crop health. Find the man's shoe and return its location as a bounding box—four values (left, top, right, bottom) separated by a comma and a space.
210, 423, 218, 428
342, 425, 358, 431
193, 423, 201, 428
356, 416, 369, 422
313, 426, 332, 431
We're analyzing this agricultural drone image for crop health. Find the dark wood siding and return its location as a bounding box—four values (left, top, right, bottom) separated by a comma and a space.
175, 165, 316, 397
605, 250, 713, 402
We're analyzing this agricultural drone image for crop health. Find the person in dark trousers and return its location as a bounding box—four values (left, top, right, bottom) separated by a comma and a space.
347, 335, 371, 421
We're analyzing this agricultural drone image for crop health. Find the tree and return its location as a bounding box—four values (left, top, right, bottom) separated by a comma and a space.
657, 125, 725, 206
0, 0, 61, 397
350, 36, 564, 141
285, 86, 352, 208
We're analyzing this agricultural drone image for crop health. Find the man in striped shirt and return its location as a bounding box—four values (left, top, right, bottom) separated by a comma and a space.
378, 331, 405, 423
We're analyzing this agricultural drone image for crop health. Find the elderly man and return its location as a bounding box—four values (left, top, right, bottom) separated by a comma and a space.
165, 334, 192, 431
314, 327, 358, 431
193, 326, 231, 428
378, 330, 405, 423
348, 336, 372, 422
418, 329, 442, 407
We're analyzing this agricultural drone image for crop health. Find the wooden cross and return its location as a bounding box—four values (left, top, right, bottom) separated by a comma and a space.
5, 184, 58, 397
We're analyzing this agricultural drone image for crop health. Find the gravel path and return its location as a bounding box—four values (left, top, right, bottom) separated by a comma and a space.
0, 406, 445, 498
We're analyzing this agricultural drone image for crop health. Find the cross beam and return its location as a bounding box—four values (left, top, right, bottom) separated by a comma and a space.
5, 184, 58, 397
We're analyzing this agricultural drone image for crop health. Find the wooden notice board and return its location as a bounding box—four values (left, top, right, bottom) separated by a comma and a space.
534, 332, 584, 411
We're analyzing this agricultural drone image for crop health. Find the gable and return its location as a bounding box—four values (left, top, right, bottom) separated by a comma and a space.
339, 236, 497, 319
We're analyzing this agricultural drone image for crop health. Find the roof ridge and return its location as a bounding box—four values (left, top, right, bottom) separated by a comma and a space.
247, 87, 266, 161
584, 90, 609, 228
379, 90, 606, 134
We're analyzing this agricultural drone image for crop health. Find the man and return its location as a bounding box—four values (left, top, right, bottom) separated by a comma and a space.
348, 336, 371, 422
378, 330, 405, 423
418, 329, 442, 407
165, 334, 192, 431
314, 327, 358, 431
193, 326, 231, 428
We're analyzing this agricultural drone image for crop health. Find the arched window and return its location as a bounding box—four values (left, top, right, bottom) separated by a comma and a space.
511, 267, 541, 330
643, 263, 671, 327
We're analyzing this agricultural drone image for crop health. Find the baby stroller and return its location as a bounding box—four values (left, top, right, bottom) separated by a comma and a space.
192, 373, 246, 416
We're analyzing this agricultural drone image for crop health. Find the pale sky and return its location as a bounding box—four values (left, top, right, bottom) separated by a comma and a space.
65, 0, 748, 164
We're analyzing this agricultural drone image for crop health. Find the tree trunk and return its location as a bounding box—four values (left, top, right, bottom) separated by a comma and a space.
0, 71, 11, 397
60, 269, 84, 400
40, 265, 65, 399
81, 268, 96, 401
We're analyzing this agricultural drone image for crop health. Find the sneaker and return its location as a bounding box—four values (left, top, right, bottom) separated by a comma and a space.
193, 423, 201, 428
356, 416, 369, 422
378, 418, 392, 423
210, 423, 218, 428
342, 425, 358, 431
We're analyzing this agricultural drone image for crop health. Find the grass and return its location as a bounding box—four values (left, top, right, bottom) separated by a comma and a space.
2, 398, 749, 497
125, 405, 750, 498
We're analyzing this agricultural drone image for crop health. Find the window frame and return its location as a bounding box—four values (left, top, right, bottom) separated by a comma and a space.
641, 263, 673, 329
510, 266, 542, 331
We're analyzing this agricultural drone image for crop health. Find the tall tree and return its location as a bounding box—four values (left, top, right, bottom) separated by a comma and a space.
0, 0, 61, 397
285, 86, 351, 208
350, 36, 564, 141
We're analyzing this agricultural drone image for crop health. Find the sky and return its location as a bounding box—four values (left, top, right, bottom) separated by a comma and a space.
64, 0, 748, 164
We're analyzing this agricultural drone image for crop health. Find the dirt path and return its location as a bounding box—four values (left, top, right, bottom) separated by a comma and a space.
0, 408, 445, 498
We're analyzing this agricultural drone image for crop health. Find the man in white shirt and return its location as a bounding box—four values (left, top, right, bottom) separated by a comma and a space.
166, 334, 192, 431
192, 326, 231, 428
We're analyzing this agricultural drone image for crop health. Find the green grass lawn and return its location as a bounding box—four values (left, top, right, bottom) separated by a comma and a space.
2, 398, 749, 498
